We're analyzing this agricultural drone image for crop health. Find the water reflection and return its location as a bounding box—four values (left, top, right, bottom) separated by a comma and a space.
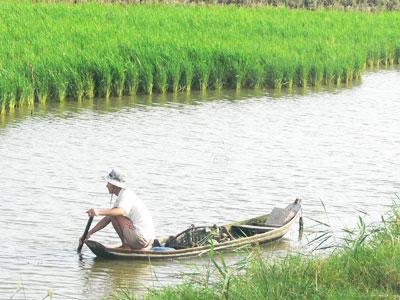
80, 258, 154, 298
0, 77, 363, 130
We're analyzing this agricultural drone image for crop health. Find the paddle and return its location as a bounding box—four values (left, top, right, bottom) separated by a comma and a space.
77, 216, 94, 253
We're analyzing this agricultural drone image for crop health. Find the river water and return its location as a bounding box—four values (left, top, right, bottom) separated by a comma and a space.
0, 69, 399, 299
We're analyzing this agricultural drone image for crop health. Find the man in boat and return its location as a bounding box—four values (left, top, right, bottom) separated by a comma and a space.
81, 169, 155, 250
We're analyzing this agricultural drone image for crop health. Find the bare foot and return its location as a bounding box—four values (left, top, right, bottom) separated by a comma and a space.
116, 245, 132, 250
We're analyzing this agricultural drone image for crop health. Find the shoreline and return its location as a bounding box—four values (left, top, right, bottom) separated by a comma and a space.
114, 203, 400, 299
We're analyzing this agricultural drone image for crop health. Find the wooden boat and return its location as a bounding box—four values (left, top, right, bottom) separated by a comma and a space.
85, 199, 302, 259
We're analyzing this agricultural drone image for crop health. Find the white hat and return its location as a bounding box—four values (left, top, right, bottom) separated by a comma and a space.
105, 169, 127, 189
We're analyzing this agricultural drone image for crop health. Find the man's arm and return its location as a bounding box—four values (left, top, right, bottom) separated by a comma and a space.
88, 216, 111, 236
99, 208, 126, 217
87, 207, 126, 218
80, 216, 111, 242
82, 207, 126, 241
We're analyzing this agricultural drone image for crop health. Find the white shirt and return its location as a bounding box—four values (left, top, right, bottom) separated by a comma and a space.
113, 188, 155, 241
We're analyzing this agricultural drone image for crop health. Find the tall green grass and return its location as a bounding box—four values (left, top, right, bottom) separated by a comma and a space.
1, 2, 400, 113
112, 203, 400, 299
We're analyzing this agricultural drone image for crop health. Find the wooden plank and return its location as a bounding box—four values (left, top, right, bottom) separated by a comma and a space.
231, 224, 277, 232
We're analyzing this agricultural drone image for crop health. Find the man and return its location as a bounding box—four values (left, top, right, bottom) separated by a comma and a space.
82, 170, 155, 250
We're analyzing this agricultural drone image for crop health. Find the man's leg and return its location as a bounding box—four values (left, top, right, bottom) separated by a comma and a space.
111, 216, 132, 247
111, 216, 150, 250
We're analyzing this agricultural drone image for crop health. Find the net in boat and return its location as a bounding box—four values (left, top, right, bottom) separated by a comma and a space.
164, 224, 233, 249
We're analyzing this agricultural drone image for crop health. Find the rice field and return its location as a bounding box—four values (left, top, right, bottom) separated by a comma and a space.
1, 2, 400, 113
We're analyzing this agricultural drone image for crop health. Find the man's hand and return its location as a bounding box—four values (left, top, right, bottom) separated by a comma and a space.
86, 208, 99, 217
79, 232, 92, 244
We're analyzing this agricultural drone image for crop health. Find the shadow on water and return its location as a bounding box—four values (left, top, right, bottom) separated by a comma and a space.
0, 78, 363, 130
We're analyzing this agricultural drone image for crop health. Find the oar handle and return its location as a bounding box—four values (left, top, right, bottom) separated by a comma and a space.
77, 216, 94, 253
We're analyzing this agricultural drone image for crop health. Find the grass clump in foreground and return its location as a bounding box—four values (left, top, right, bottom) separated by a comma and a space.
1, 2, 400, 113
114, 203, 400, 299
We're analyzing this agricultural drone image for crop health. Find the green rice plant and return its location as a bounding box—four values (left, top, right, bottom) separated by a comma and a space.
155, 58, 168, 94
353, 55, 365, 79
388, 48, 396, 65
263, 60, 283, 89
30, 62, 50, 104
295, 62, 310, 88
244, 56, 265, 89
0, 84, 11, 113
141, 63, 154, 95
136, 52, 154, 95
248, 63, 265, 89
210, 52, 228, 90
366, 49, 378, 67
381, 45, 396, 66
342, 64, 354, 84
110, 56, 127, 97
167, 52, 183, 93
84, 72, 96, 99
0, 3, 400, 110
229, 52, 252, 90
182, 58, 194, 93
67, 67, 85, 101
124, 61, 140, 96
94, 59, 112, 98
309, 62, 324, 86
16, 73, 34, 107
195, 51, 212, 92
281, 59, 297, 89
0, 76, 16, 113
333, 63, 343, 86
116, 43, 139, 95
396, 46, 400, 63
323, 64, 335, 85
49, 69, 67, 102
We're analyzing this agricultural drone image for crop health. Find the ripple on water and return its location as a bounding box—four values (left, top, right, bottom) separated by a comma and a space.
0, 70, 399, 299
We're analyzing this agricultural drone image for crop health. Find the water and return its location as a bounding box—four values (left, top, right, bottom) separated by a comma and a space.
0, 69, 399, 299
